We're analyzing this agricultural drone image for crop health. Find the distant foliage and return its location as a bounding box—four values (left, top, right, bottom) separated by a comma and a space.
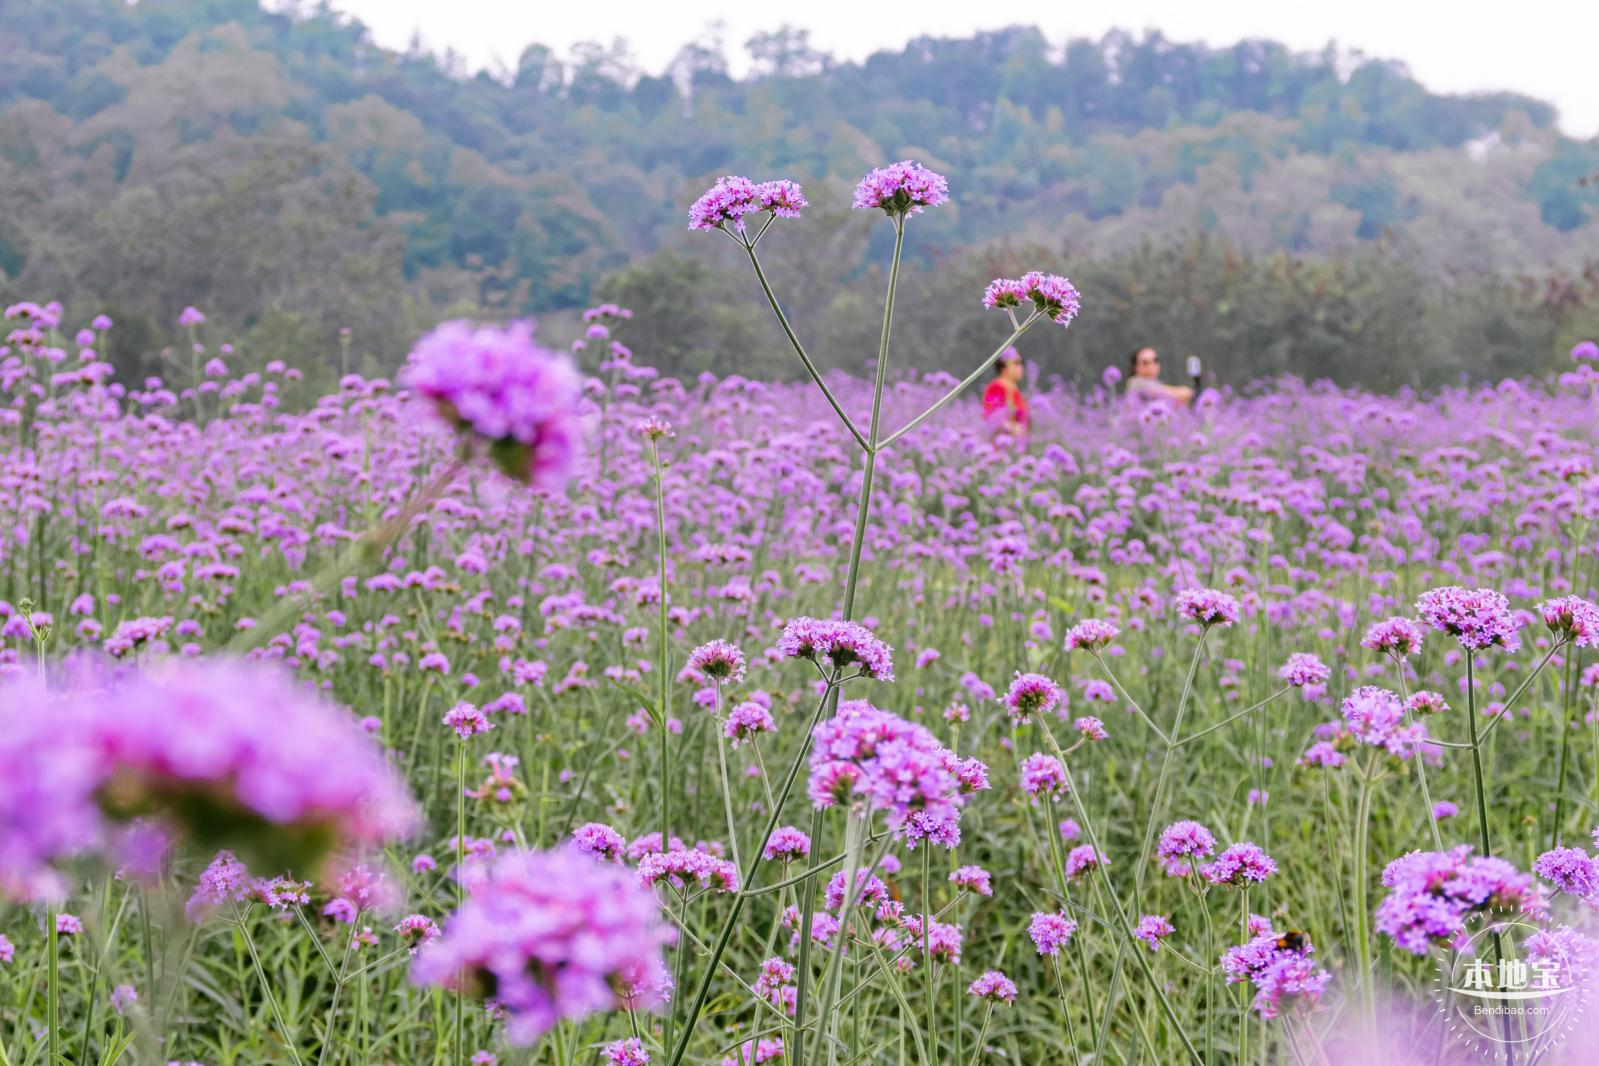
0, 1, 1595, 381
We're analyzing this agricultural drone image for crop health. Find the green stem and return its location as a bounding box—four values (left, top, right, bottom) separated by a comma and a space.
1552, 651, 1577, 844
1464, 652, 1492, 858
875, 320, 1033, 452
652, 440, 672, 850
713, 688, 743, 873
1132, 629, 1211, 909
665, 682, 839, 1066
47, 905, 59, 1066
742, 245, 868, 450
1048, 738, 1203, 1064
456, 738, 469, 1066
791, 805, 827, 1066
922, 844, 937, 1066
1352, 756, 1377, 1033
1389, 655, 1444, 849
966, 1004, 994, 1066
237, 908, 305, 1066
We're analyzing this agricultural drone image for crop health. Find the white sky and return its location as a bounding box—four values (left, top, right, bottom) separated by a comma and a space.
306, 0, 1599, 137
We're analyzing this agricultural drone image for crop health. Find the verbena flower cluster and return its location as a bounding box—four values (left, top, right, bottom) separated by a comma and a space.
1375, 846, 1544, 954
412, 847, 673, 1044
401, 320, 584, 489
807, 701, 986, 847
778, 617, 895, 680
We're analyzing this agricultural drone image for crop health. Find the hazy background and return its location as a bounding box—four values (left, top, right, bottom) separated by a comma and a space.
2, 0, 1596, 391
333, 0, 1599, 136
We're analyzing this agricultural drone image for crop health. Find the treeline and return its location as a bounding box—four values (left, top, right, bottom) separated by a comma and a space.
597, 234, 1599, 390
1, 0, 1597, 386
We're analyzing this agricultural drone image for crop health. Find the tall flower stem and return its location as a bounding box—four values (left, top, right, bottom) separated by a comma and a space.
1038, 726, 1203, 1064
1464, 651, 1517, 1066
665, 679, 840, 1066
1464, 652, 1493, 858
839, 216, 905, 620
1552, 651, 1577, 844
966, 1003, 994, 1066
651, 438, 672, 849
791, 804, 827, 1064
1043, 796, 1097, 1037
235, 907, 304, 1066
454, 738, 468, 1066
1352, 754, 1378, 1031
921, 843, 937, 1066
1239, 889, 1252, 1065
742, 245, 867, 451
814, 812, 871, 1066
1132, 629, 1210, 909
1388, 657, 1444, 850
46, 905, 59, 1066
713, 686, 742, 873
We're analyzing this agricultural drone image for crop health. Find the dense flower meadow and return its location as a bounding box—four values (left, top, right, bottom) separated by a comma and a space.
5, 163, 1599, 1066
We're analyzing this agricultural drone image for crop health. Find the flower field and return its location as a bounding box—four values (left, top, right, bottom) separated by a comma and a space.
5, 166, 1599, 1066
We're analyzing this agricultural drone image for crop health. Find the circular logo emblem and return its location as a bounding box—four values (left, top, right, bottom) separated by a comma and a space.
1434, 915, 1588, 1058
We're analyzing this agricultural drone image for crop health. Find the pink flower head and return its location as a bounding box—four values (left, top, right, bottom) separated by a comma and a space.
68, 659, 416, 877
1157, 820, 1217, 877
721, 1038, 784, 1066
725, 702, 776, 745
1533, 847, 1599, 898
1064, 618, 1119, 652
755, 179, 807, 218
1028, 911, 1077, 955
967, 969, 1018, 1004
1175, 588, 1241, 628
982, 278, 1028, 310
605, 1038, 651, 1065
1538, 596, 1599, 647
1074, 716, 1108, 740
1361, 617, 1424, 657
1200, 842, 1277, 886
637, 848, 739, 893
411, 847, 673, 1044
1376, 846, 1543, 954
778, 617, 894, 681
1019, 271, 1081, 327
851, 160, 949, 216
1003, 672, 1062, 724
395, 913, 441, 950
401, 319, 584, 490
949, 865, 993, 896
689, 177, 805, 232
443, 702, 493, 739
763, 826, 811, 862
688, 176, 760, 231
1277, 653, 1330, 688
688, 639, 746, 683
1405, 691, 1449, 716
572, 823, 627, 863
1415, 586, 1521, 652
1134, 914, 1175, 951
1018, 752, 1068, 800
1065, 844, 1108, 881
808, 703, 971, 847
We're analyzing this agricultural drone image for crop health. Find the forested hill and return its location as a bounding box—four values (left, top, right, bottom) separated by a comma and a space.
3, 0, 1598, 386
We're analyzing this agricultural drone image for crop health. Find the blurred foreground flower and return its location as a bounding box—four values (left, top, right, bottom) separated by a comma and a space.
402, 319, 584, 490
411, 846, 673, 1045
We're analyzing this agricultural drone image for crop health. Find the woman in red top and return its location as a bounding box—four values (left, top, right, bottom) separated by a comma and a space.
982, 346, 1029, 440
